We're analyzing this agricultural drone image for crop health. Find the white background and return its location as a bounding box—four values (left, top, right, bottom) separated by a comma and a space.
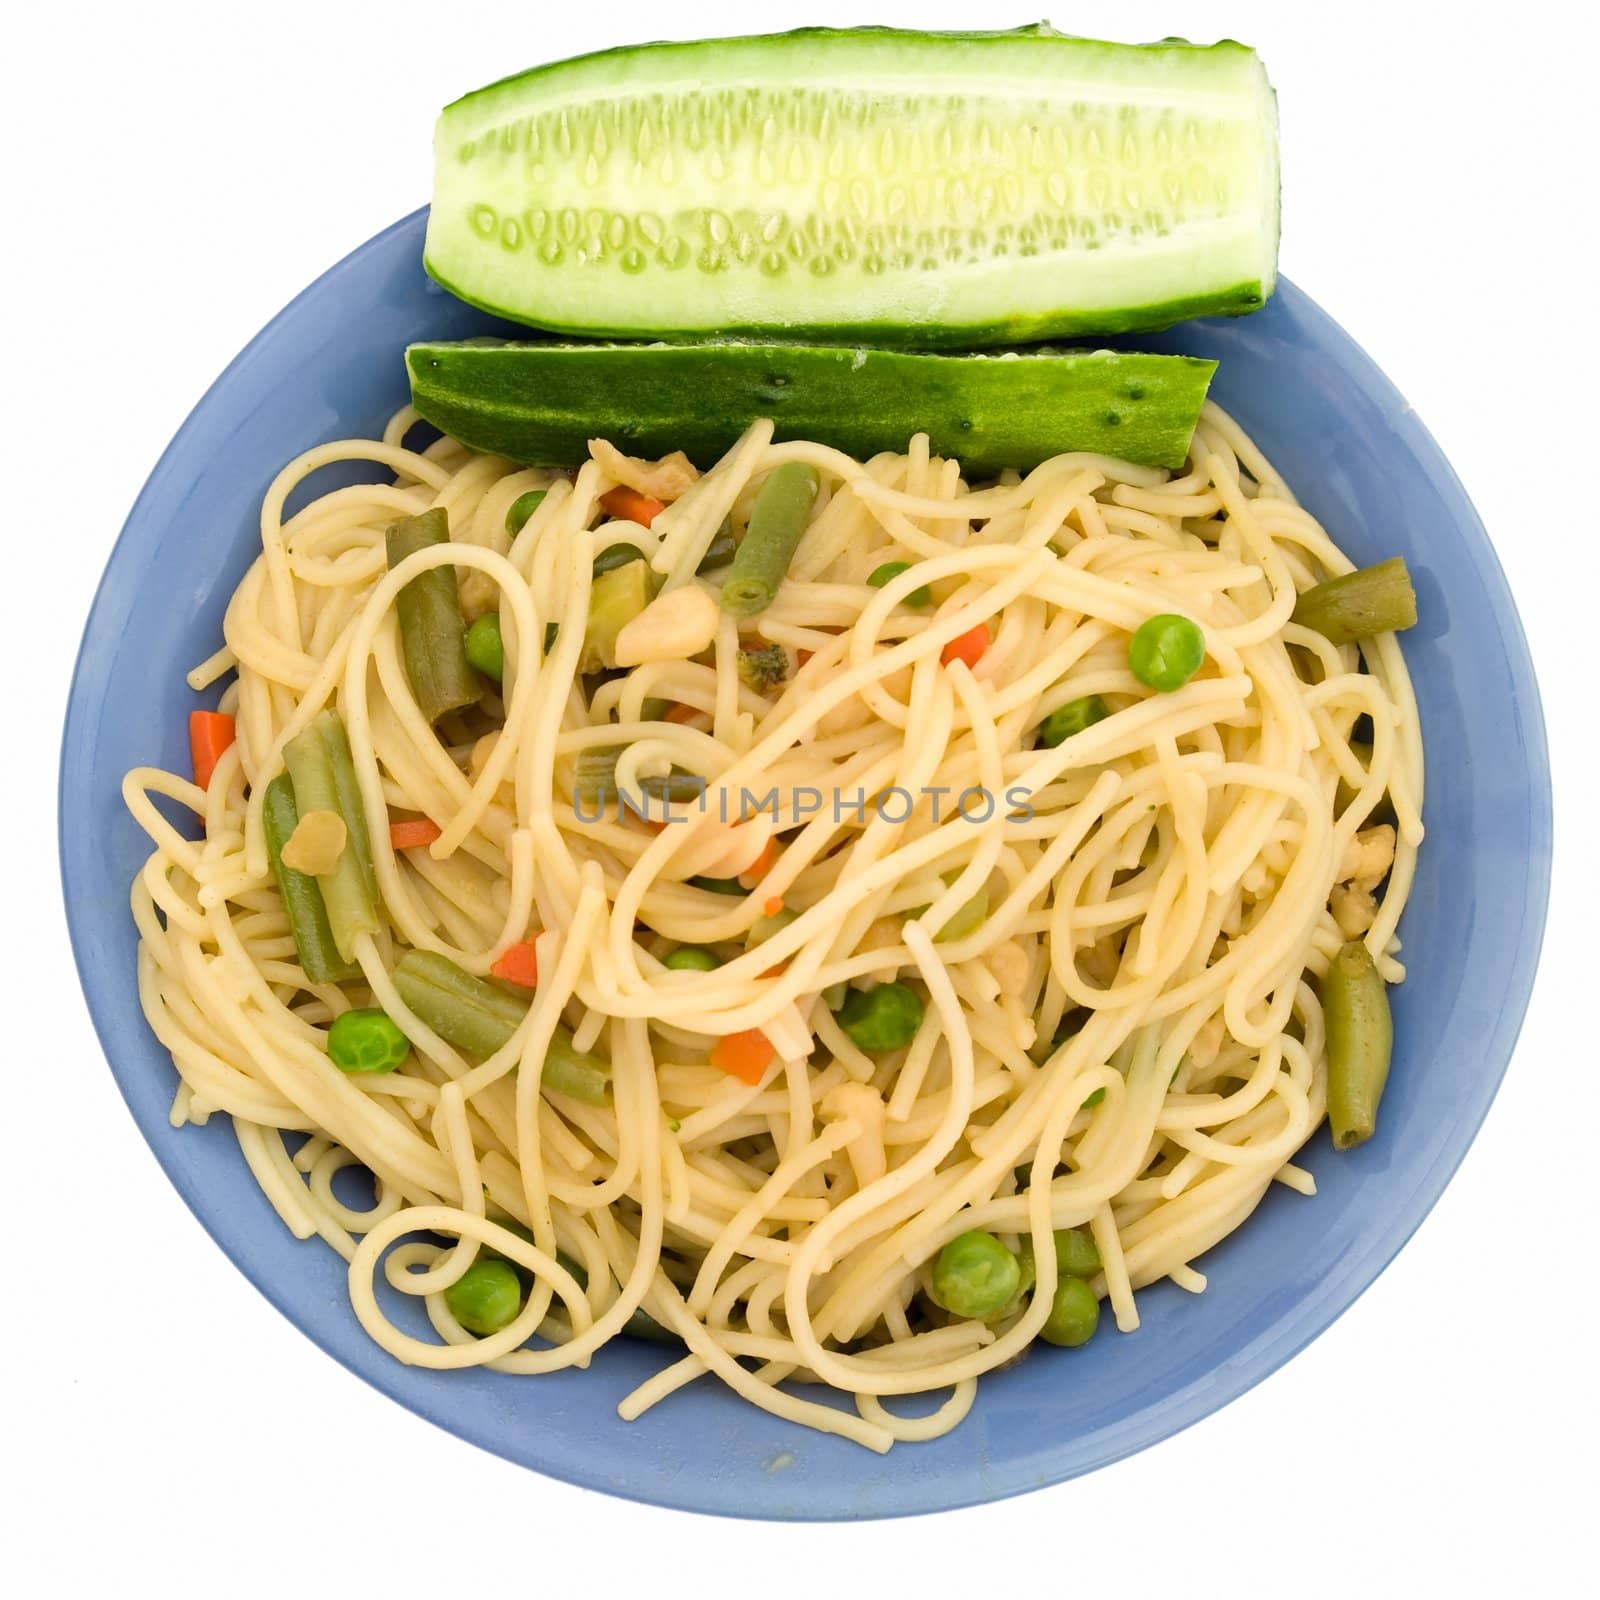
7, 1, 1596, 1593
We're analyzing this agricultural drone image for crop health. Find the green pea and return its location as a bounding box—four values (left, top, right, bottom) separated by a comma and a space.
1036, 693, 1109, 748
1128, 613, 1205, 692
930, 1230, 1022, 1320
505, 489, 547, 535
326, 1008, 409, 1074
464, 612, 505, 681
867, 560, 933, 608
837, 981, 924, 1052
1052, 1227, 1102, 1279
1040, 1275, 1101, 1347
664, 946, 721, 971
445, 1258, 524, 1335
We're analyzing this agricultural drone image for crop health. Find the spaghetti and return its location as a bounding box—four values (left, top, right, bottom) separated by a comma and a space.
125, 401, 1422, 1450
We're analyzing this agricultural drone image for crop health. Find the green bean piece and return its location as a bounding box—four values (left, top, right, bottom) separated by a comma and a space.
261, 773, 358, 984
696, 523, 739, 572
1036, 693, 1110, 748
581, 560, 654, 672
505, 488, 547, 535
746, 906, 799, 951
327, 1008, 410, 1074
1128, 613, 1206, 692
282, 712, 380, 963
1040, 1276, 1101, 1347
867, 560, 933, 608
930, 1231, 1022, 1320
1324, 939, 1393, 1150
837, 982, 924, 1052
572, 748, 707, 807
445, 1258, 524, 1336
386, 509, 481, 724
464, 612, 505, 681
719, 463, 820, 617
1082, 1087, 1106, 1109
691, 875, 746, 896
737, 643, 790, 693
593, 542, 647, 578
664, 946, 722, 972
930, 873, 989, 944
622, 1307, 682, 1344
390, 950, 610, 1105
1292, 557, 1418, 647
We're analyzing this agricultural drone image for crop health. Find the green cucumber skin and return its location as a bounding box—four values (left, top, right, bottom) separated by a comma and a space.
405, 341, 1216, 474
427, 26, 1279, 347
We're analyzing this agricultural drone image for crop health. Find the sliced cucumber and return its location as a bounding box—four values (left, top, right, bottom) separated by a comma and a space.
406, 341, 1216, 474
426, 25, 1278, 345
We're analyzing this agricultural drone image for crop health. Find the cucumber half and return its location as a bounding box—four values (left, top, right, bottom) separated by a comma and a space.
406, 340, 1217, 475
426, 26, 1279, 346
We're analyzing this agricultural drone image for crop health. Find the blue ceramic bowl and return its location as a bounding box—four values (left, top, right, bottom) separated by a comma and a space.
62, 210, 1551, 1519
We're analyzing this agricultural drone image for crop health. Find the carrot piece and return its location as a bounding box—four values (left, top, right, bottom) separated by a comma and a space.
490, 938, 539, 989
763, 895, 785, 918
189, 711, 236, 791
796, 650, 814, 667
389, 817, 442, 850
739, 836, 779, 887
600, 486, 667, 527
941, 624, 990, 669
711, 1029, 775, 1085
664, 702, 702, 724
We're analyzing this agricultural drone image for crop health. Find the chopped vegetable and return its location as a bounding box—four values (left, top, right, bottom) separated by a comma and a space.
663, 946, 721, 972
445, 1258, 524, 1335
262, 773, 357, 985
719, 463, 820, 618
1039, 1276, 1101, 1347
930, 1231, 1021, 1320
692, 875, 747, 895
917, 871, 989, 944
941, 624, 989, 669
390, 950, 609, 1103
1128, 613, 1205, 691
386, 509, 481, 723
1036, 694, 1109, 748
599, 485, 667, 527
711, 1029, 776, 1085
188, 710, 235, 791
1292, 557, 1418, 646
867, 561, 933, 608
593, 542, 647, 578
581, 560, 654, 672
463, 612, 506, 681
279, 808, 348, 877
1324, 939, 1393, 1150
490, 938, 539, 989
614, 583, 720, 667
746, 905, 799, 950
697, 524, 738, 572
738, 835, 780, 887
837, 982, 924, 1051
505, 488, 546, 535
762, 895, 785, 918
389, 817, 442, 850
736, 643, 790, 693
327, 1008, 410, 1074
572, 748, 706, 807
282, 711, 380, 963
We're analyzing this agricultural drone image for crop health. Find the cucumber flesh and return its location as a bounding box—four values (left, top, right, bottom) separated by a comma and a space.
426, 26, 1278, 346
405, 340, 1217, 475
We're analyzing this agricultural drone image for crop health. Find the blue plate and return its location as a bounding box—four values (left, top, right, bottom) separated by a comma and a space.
61, 209, 1552, 1519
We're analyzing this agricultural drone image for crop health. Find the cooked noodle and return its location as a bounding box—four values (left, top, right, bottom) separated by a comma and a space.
125, 401, 1421, 1450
